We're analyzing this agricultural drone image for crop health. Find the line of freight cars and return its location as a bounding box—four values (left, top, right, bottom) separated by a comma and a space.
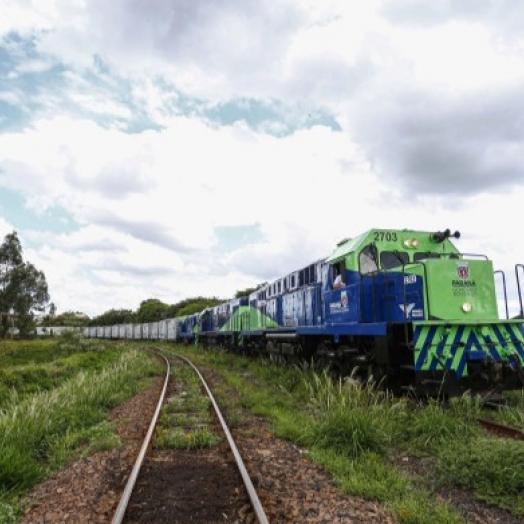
87, 227, 524, 398
84, 315, 206, 343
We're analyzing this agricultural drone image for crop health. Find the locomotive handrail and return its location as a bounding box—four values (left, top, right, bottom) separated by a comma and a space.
400, 261, 431, 349
359, 272, 378, 323
494, 270, 509, 320
383, 268, 393, 323
304, 288, 307, 326
400, 263, 410, 347
371, 273, 377, 322
400, 263, 412, 347
516, 264, 524, 318
457, 252, 489, 260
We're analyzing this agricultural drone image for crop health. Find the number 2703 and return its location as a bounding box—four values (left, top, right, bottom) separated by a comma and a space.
374, 231, 398, 242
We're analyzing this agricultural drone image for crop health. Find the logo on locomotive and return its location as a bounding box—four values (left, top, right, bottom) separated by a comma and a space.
341, 291, 348, 308
452, 262, 477, 296
456, 262, 469, 279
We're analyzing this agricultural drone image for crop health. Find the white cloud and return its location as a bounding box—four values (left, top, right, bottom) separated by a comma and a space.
0, 0, 57, 35
1, 0, 524, 318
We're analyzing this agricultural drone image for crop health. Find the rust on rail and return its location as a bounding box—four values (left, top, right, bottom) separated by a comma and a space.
477, 418, 524, 440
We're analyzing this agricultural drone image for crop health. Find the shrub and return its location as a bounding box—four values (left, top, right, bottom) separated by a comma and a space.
308, 407, 384, 458
404, 399, 478, 452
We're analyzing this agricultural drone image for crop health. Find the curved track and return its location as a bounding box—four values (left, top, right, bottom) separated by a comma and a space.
112, 350, 171, 524
111, 348, 269, 524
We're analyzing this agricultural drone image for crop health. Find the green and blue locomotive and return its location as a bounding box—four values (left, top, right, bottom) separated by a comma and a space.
89, 227, 524, 397
197, 228, 524, 396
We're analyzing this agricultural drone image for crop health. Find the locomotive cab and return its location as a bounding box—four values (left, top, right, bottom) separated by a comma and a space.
323, 228, 524, 395
324, 229, 462, 325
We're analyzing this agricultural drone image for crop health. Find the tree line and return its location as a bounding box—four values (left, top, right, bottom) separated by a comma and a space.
87, 282, 266, 326
0, 230, 266, 336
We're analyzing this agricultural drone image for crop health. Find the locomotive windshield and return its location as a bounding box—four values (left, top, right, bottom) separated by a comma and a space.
380, 251, 409, 270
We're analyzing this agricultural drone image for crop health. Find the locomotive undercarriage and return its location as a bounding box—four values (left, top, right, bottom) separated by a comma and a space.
200, 325, 524, 398
246, 328, 524, 398
414, 360, 524, 398
262, 334, 382, 381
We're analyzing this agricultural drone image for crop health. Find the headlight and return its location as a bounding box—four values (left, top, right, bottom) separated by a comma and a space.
403, 239, 420, 248
462, 302, 472, 313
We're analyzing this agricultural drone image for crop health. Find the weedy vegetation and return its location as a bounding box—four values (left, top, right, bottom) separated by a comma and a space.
155, 359, 221, 450
162, 344, 524, 524
0, 335, 161, 522
3, 335, 523, 524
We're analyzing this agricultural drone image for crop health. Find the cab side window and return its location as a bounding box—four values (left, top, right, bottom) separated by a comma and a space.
332, 261, 346, 288
359, 245, 378, 275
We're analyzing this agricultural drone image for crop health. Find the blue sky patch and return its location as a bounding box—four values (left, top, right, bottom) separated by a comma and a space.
0, 186, 79, 235
213, 223, 264, 252
204, 97, 341, 136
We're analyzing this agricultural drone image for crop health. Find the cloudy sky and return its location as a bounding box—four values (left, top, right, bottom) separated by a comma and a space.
1, 0, 524, 318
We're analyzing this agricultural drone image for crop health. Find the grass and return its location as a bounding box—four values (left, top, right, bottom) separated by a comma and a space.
0, 333, 124, 408
0, 336, 161, 520
402, 398, 481, 453
154, 357, 222, 450
437, 437, 524, 513
8, 336, 518, 523
161, 344, 524, 523
489, 389, 524, 430
156, 427, 221, 449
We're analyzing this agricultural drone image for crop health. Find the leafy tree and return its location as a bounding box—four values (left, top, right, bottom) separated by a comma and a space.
136, 298, 169, 323
89, 308, 135, 326
49, 310, 90, 327
165, 296, 223, 317
235, 282, 267, 298
0, 231, 50, 337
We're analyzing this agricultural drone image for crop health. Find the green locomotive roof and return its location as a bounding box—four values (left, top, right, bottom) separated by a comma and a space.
325, 228, 461, 264
326, 231, 369, 263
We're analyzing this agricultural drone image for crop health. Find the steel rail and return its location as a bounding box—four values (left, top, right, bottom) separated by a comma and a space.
111, 349, 171, 524
477, 418, 524, 440
174, 354, 270, 524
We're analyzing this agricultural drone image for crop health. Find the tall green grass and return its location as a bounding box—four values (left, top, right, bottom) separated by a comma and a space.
169, 345, 524, 523
301, 372, 403, 457
0, 334, 124, 408
403, 397, 481, 453
0, 347, 158, 494
491, 389, 524, 430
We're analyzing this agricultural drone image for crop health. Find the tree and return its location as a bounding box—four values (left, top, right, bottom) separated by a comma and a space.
0, 231, 50, 337
136, 298, 170, 323
165, 296, 223, 317
175, 297, 222, 316
235, 282, 267, 298
50, 310, 90, 327
88, 308, 134, 326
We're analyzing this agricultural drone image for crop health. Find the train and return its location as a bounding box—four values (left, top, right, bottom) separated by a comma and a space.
85, 228, 524, 398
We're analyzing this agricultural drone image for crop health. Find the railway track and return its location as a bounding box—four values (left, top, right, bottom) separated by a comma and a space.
112, 349, 269, 524
477, 418, 524, 440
